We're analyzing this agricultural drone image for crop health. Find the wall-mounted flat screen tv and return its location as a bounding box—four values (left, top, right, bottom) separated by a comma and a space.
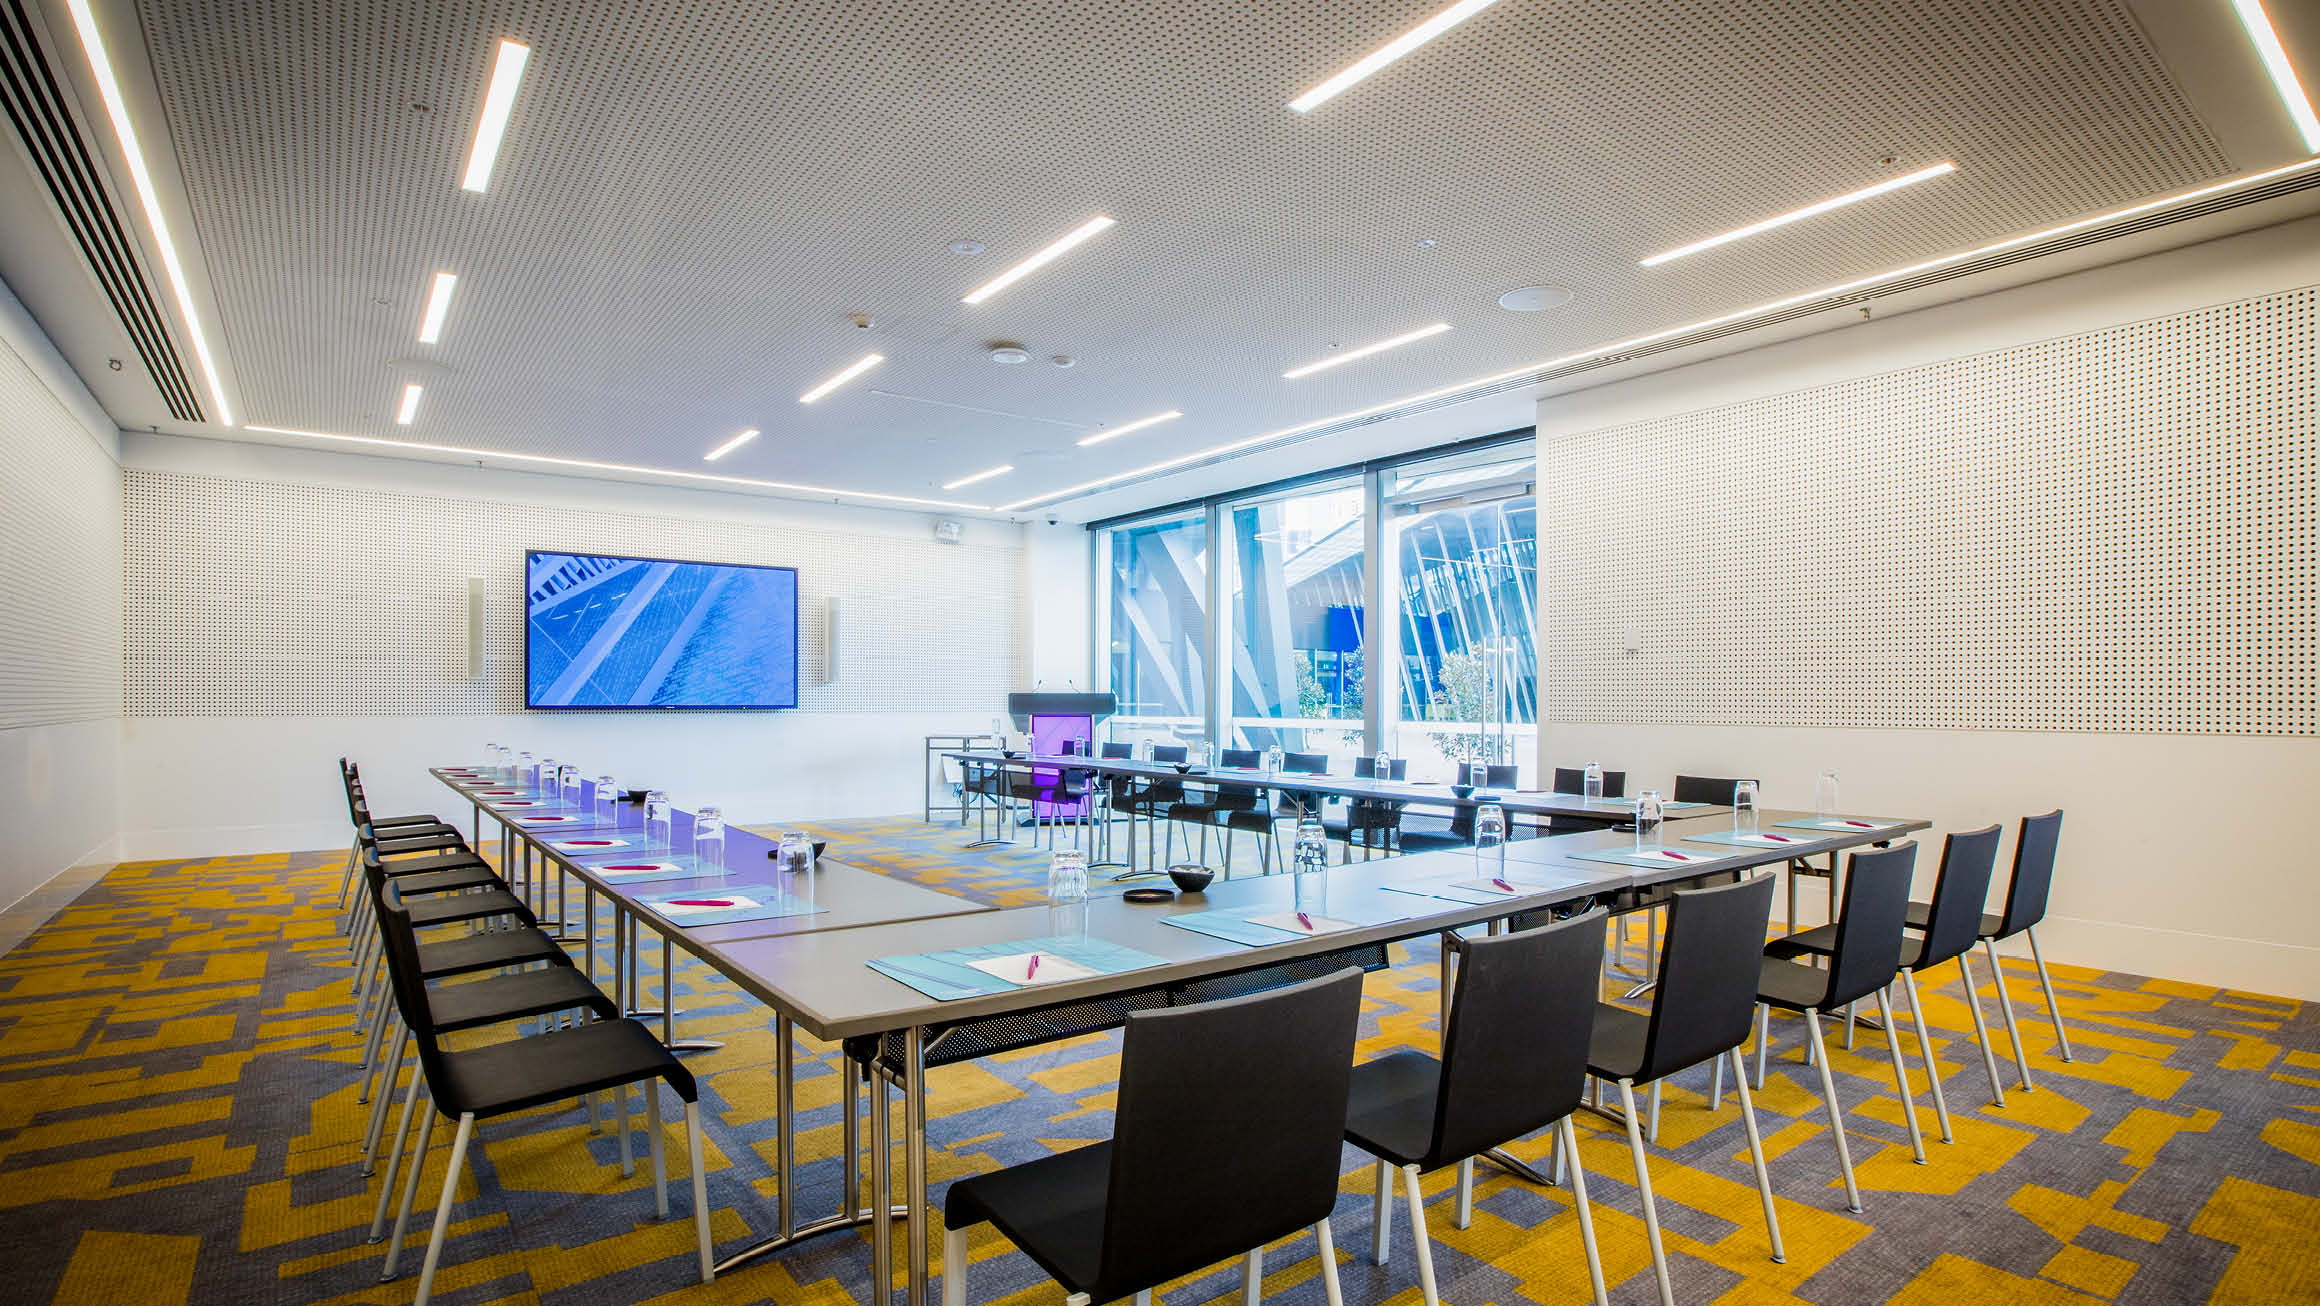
525, 550, 799, 709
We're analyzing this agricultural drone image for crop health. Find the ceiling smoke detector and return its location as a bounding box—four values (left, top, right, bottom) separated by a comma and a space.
1498, 285, 1574, 312
989, 344, 1032, 365
949, 240, 986, 255
1050, 354, 1076, 368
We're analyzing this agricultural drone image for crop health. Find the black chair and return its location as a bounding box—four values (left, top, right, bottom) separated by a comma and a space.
1671, 774, 1754, 805
1754, 842, 1919, 1211
1346, 912, 1609, 1306
1326, 757, 1405, 860
1927, 811, 2071, 1092
1771, 824, 2003, 1133
1112, 745, 1189, 870
349, 837, 530, 1096
1397, 763, 1517, 854
368, 882, 712, 1303
1455, 762, 1520, 789
1551, 766, 1627, 799
942, 968, 1364, 1306
1162, 747, 1262, 866
1584, 874, 1784, 1306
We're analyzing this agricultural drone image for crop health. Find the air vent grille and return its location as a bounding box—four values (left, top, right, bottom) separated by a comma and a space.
0, 0, 203, 422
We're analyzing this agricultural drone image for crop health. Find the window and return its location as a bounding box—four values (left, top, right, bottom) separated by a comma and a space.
1387, 449, 1537, 781
1103, 513, 1208, 752
1224, 482, 1365, 768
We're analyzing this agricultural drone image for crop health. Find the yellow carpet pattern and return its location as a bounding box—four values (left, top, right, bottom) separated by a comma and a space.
0, 821, 2315, 1306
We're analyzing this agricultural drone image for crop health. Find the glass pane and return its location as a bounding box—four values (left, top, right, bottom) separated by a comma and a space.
1105, 515, 1209, 753
1389, 447, 1537, 782
1224, 483, 1366, 770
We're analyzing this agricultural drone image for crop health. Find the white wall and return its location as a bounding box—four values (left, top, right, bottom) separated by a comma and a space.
1534, 217, 2320, 1000
0, 281, 122, 907
116, 435, 1086, 857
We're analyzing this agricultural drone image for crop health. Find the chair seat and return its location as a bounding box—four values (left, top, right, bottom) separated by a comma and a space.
417, 927, 568, 979
1222, 809, 1278, 835
1585, 1002, 1652, 1082
945, 1140, 1109, 1297
406, 889, 529, 928
1342, 1049, 1444, 1169
1905, 900, 2006, 940
1394, 830, 1470, 854
1766, 924, 1930, 971
427, 963, 605, 1032
1756, 956, 1838, 1012
390, 865, 505, 896
375, 832, 469, 857
434, 1017, 693, 1117
1163, 802, 1225, 823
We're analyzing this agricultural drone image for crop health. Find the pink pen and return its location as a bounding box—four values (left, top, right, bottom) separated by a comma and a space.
1762, 834, 1793, 842
1026, 953, 1040, 979
1297, 912, 1314, 931
668, 899, 733, 908
1492, 878, 1516, 892
1842, 820, 1874, 828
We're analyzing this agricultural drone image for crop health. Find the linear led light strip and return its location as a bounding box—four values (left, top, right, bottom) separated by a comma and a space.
962, 217, 1115, 304
1283, 322, 1451, 378
800, 353, 883, 403
1000, 155, 2320, 512
1641, 162, 1957, 267
64, 0, 234, 426
462, 40, 531, 192
417, 272, 458, 342
703, 428, 758, 461
943, 464, 1013, 490
1076, 409, 1182, 447
243, 424, 996, 510
2232, 0, 2320, 153
395, 383, 423, 424
1290, 0, 1503, 113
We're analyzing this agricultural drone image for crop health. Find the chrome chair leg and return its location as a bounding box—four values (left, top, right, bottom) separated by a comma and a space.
1984, 938, 2036, 1091
1803, 1010, 1863, 1213
1616, 1078, 1676, 1306
1899, 968, 1954, 1142
1314, 1218, 1345, 1306
1955, 952, 2007, 1106
1558, 1116, 1610, 1306
1400, 1163, 1441, 1306
2025, 928, 2075, 1061
1369, 1158, 1392, 1265
1727, 1048, 1785, 1264
1875, 987, 1927, 1163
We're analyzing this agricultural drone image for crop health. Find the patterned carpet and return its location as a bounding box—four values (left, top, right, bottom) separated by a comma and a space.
1, 814, 2315, 1306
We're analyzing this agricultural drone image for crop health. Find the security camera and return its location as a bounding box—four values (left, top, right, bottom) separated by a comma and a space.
1045, 516, 1060, 527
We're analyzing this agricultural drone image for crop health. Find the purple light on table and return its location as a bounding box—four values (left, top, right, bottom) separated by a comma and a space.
1029, 714, 1092, 820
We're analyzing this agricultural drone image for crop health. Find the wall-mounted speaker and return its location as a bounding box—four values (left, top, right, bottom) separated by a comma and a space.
824, 596, 840, 684
466, 577, 485, 679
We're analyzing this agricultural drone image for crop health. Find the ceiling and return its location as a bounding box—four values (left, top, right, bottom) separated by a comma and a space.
5, 0, 2318, 520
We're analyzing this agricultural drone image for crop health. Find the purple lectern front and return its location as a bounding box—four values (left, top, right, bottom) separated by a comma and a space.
1008, 691, 1117, 822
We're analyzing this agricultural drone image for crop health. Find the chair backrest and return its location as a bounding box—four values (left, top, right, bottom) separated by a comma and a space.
1353, 756, 1407, 780
1431, 910, 1604, 1165
368, 878, 455, 1096
1916, 824, 2003, 967
1551, 766, 1626, 798
1100, 742, 1133, 759
1151, 745, 1187, 763
1458, 763, 1520, 789
1098, 968, 1364, 1290
1282, 752, 1329, 774
1996, 810, 2064, 938
1221, 748, 1260, 769
1636, 874, 1777, 1080
1672, 774, 1756, 805
1818, 842, 1918, 1009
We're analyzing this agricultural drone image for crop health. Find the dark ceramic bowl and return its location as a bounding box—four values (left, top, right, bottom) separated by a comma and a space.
1167, 865, 1215, 893
1450, 783, 1475, 799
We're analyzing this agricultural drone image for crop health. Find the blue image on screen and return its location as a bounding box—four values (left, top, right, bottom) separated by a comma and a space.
525, 552, 799, 708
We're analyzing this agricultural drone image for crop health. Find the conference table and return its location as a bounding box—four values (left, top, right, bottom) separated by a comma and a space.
431, 763, 1926, 1306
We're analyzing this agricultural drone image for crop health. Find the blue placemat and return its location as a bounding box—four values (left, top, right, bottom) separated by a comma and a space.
1682, 829, 1825, 850
1160, 900, 1412, 947
571, 853, 722, 885
633, 885, 824, 927
1379, 878, 1555, 905
1773, 815, 1910, 833
1568, 845, 1736, 870
869, 934, 1170, 1001
1576, 797, 1711, 812
539, 831, 656, 855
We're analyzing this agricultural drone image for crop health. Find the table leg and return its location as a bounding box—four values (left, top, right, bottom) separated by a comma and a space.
905, 1027, 929, 1306
844, 1054, 861, 1219
873, 1058, 894, 1306
777, 1016, 796, 1238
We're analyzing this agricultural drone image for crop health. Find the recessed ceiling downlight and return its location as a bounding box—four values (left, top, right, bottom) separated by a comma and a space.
989, 345, 1032, 365
1498, 285, 1573, 312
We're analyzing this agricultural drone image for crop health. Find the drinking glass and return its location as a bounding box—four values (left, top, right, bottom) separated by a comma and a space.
594, 775, 619, 825
558, 763, 580, 805
1292, 814, 1330, 918
1201, 740, 1218, 769
1633, 789, 1665, 851
516, 751, 534, 786
483, 740, 499, 774
693, 805, 725, 870
1815, 771, 1840, 817
1732, 779, 1760, 836
1264, 744, 1284, 776
1583, 761, 1604, 803
494, 744, 513, 780
777, 830, 815, 879
1047, 847, 1089, 906
1373, 750, 1395, 783
645, 790, 671, 848
1474, 802, 1508, 878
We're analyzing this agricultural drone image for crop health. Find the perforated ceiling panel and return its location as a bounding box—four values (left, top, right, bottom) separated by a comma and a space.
1536, 287, 2318, 736
126, 0, 2250, 509
121, 470, 1022, 716
0, 324, 120, 729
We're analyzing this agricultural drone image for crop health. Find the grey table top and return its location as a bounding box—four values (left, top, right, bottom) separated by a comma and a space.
946, 750, 1726, 822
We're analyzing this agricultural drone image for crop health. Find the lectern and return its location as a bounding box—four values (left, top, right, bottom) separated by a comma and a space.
1007, 691, 1117, 821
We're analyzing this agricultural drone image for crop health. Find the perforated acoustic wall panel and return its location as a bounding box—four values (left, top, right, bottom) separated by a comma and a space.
0, 328, 120, 729
1537, 287, 2318, 736
121, 471, 1022, 716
